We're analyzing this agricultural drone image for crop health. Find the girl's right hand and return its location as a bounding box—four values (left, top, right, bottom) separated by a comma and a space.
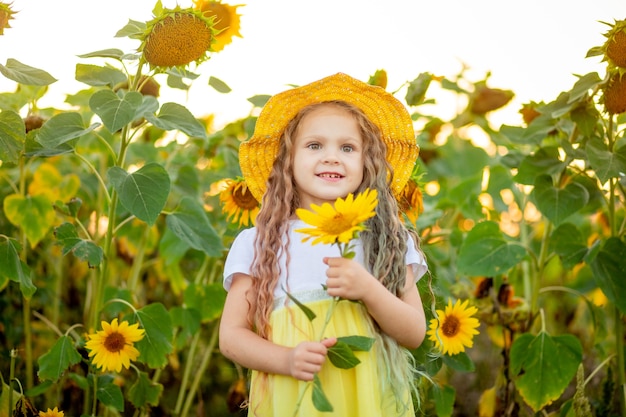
288, 338, 337, 381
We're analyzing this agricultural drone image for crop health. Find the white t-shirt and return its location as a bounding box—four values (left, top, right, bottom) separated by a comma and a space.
223, 219, 427, 298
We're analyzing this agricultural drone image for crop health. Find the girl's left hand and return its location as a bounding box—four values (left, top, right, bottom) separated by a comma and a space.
323, 256, 376, 301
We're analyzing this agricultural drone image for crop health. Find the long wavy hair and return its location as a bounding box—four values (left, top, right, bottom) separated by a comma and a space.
247, 100, 419, 409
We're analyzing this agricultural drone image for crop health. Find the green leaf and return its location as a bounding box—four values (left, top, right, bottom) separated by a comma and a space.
433, 383, 455, 417
510, 332, 582, 411
77, 48, 125, 60
89, 89, 143, 132
208, 76, 232, 93
170, 306, 202, 348
247, 94, 271, 108
586, 137, 626, 184
550, 223, 587, 269
405, 72, 433, 106
144, 102, 207, 139
532, 175, 589, 227
35, 112, 99, 148
568, 72, 602, 103
3, 193, 56, 248
132, 303, 174, 369
327, 341, 361, 369
457, 221, 527, 277
128, 371, 163, 408
54, 223, 103, 267
588, 237, 626, 314
165, 196, 223, 256
96, 375, 124, 412
283, 289, 317, 321
108, 163, 170, 226
37, 335, 82, 381
311, 374, 333, 412
0, 109, 25, 165
0, 237, 34, 298
0, 58, 57, 86
115, 19, 146, 39
183, 283, 226, 322
335, 335, 375, 351
441, 351, 475, 372
75, 63, 128, 87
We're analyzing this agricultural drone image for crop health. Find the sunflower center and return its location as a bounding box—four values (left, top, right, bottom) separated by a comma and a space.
319, 213, 354, 235
104, 332, 126, 353
232, 186, 259, 210
441, 316, 461, 337
205, 3, 231, 31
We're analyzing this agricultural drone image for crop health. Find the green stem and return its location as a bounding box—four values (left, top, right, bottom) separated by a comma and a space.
127, 226, 150, 293
174, 331, 201, 415
74, 151, 111, 205
180, 323, 220, 417
616, 306, 626, 416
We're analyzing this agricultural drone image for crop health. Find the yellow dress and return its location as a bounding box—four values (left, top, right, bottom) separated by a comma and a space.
247, 290, 416, 417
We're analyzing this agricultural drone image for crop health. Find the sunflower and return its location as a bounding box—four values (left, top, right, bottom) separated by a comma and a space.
39, 407, 64, 417
427, 298, 480, 356
85, 318, 145, 373
193, 0, 243, 52
398, 178, 423, 224
139, 3, 217, 70
295, 189, 378, 248
602, 19, 626, 70
0, 2, 15, 36
220, 178, 260, 227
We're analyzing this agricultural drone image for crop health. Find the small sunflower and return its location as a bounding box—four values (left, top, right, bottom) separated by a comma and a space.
0, 2, 16, 36
39, 407, 64, 417
295, 189, 378, 247
139, 2, 217, 70
427, 298, 480, 356
602, 19, 626, 70
220, 178, 260, 227
85, 318, 146, 373
193, 0, 243, 52
398, 178, 423, 224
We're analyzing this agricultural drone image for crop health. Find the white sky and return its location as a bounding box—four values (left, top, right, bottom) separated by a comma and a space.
0, 0, 624, 127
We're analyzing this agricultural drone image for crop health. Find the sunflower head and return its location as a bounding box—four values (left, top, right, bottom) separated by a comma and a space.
602, 19, 626, 70
220, 178, 260, 227
193, 0, 243, 52
85, 318, 146, 373
0, 2, 16, 36
140, 1, 218, 70
39, 407, 64, 417
295, 189, 378, 249
427, 298, 480, 356
602, 71, 626, 115
398, 178, 423, 224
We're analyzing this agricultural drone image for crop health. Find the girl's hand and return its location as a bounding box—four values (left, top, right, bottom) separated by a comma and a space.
323, 256, 376, 300
288, 338, 336, 381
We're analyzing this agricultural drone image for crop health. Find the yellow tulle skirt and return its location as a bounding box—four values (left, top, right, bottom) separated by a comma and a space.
246, 291, 415, 417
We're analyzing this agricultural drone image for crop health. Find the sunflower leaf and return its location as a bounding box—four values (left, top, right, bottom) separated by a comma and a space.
37, 335, 82, 382
283, 288, 316, 321
336, 335, 375, 351
132, 303, 174, 369
327, 341, 361, 369
311, 374, 333, 412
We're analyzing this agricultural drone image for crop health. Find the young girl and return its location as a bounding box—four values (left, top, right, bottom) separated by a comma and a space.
219, 73, 428, 417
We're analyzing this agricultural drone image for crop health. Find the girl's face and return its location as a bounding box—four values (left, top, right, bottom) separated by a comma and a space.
292, 104, 364, 209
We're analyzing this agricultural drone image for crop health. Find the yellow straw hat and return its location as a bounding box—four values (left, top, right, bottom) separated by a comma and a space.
239, 72, 419, 203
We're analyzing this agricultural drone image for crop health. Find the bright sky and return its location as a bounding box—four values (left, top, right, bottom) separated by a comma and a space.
0, 0, 624, 128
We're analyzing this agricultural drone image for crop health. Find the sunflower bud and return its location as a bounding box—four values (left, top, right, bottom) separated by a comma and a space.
193, 0, 243, 52
602, 19, 626, 69
140, 7, 217, 69
519, 102, 541, 125
602, 71, 626, 114
368, 69, 388, 89
0, 2, 16, 36
23, 114, 45, 133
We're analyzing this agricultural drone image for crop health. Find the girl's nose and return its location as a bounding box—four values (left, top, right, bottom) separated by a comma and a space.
322, 149, 340, 164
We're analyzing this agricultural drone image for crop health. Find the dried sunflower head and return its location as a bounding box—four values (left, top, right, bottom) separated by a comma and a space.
193, 0, 243, 52
139, 1, 217, 70
602, 71, 626, 115
602, 19, 626, 70
0, 2, 16, 35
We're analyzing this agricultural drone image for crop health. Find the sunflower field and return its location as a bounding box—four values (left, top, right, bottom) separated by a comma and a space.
1, 1, 626, 416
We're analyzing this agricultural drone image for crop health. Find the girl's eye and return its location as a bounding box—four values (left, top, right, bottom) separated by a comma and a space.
307, 143, 321, 150
341, 145, 354, 152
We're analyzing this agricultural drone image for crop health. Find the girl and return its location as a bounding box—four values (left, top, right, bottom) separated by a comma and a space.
219, 73, 428, 416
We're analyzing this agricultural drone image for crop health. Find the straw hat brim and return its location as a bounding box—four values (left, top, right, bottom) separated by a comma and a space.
239, 72, 419, 203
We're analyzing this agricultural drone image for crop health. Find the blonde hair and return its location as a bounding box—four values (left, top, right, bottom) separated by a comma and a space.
248, 100, 419, 410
